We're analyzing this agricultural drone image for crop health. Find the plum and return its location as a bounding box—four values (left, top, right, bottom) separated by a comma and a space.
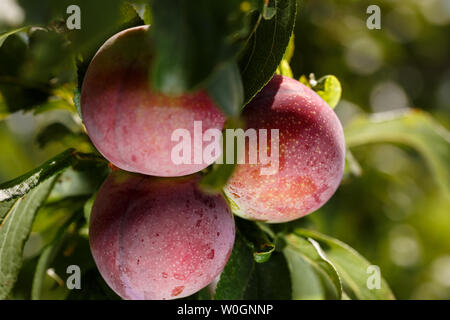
224, 75, 345, 223
89, 171, 235, 300
81, 25, 225, 177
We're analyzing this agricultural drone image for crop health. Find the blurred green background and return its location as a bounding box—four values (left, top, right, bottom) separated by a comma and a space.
0, 0, 449, 299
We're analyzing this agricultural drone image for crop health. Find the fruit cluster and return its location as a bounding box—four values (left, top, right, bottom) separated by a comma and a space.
82, 26, 345, 300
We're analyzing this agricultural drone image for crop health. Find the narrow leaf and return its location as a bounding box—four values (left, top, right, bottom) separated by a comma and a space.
275, 59, 293, 78
31, 211, 81, 300
283, 32, 295, 63
239, 0, 297, 104
283, 233, 342, 299
0, 176, 57, 299
0, 149, 102, 298
0, 149, 77, 202
284, 246, 331, 300
0, 27, 30, 47
199, 117, 244, 194
213, 231, 254, 300
345, 110, 450, 194
295, 229, 395, 300
244, 252, 291, 299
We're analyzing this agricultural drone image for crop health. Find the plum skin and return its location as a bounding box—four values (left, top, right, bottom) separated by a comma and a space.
89, 171, 235, 300
81, 25, 225, 177
224, 75, 346, 223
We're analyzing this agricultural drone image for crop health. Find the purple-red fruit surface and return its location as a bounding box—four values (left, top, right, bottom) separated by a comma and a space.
89, 171, 235, 300
81, 25, 225, 177
224, 75, 346, 223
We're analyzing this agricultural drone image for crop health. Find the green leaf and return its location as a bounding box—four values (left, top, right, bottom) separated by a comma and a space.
0, 148, 106, 298
283, 233, 342, 300
83, 192, 97, 226
284, 245, 330, 299
52, 237, 106, 300
66, 268, 121, 300
149, 0, 250, 94
236, 218, 275, 263
189, 286, 212, 300
0, 27, 30, 47
214, 224, 290, 300
299, 74, 309, 86
0, 176, 57, 299
47, 163, 109, 204
345, 110, 450, 194
67, 0, 140, 57
295, 229, 395, 300
239, 0, 297, 104
22, 29, 75, 85
206, 61, 244, 117
275, 59, 293, 78
73, 87, 82, 118
313, 75, 342, 109
36, 123, 87, 149
262, 4, 277, 20
213, 231, 254, 300
119, 1, 146, 26
0, 32, 51, 114
0, 149, 88, 299
244, 252, 291, 299
283, 32, 295, 63
344, 149, 362, 177
31, 211, 81, 300
274, 32, 295, 78
130, 0, 153, 24
32, 96, 76, 116
31, 196, 87, 247
0, 149, 77, 202
0, 25, 84, 118
199, 162, 236, 195
199, 117, 243, 194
